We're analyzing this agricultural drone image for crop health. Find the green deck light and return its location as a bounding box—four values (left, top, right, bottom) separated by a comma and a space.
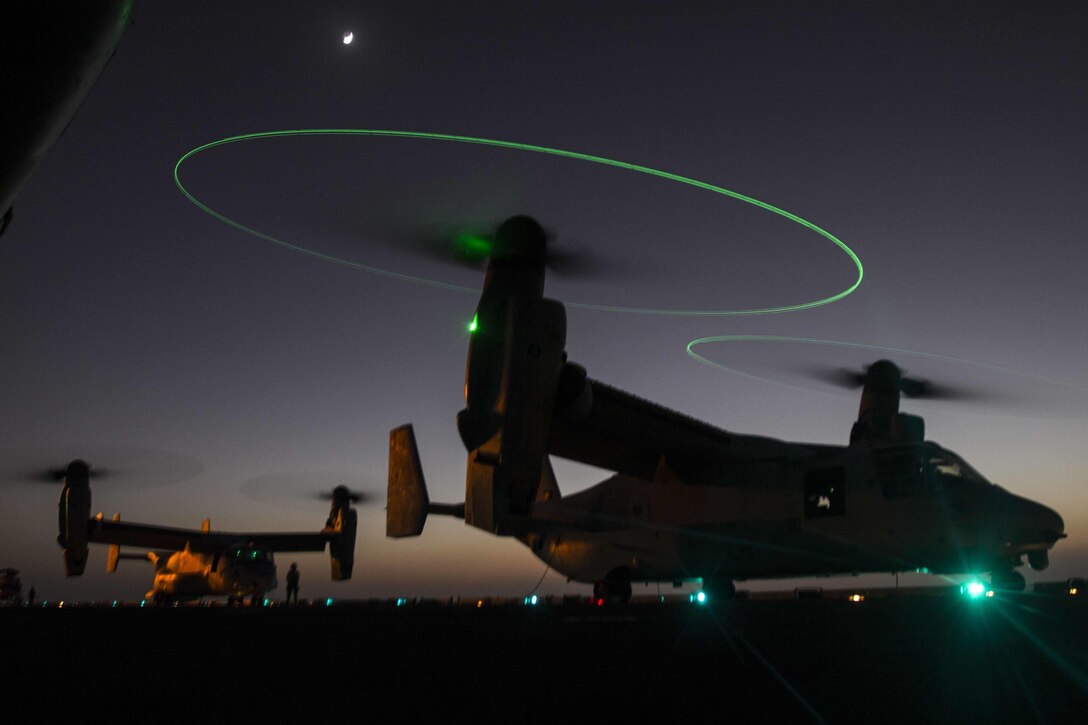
961, 580, 992, 599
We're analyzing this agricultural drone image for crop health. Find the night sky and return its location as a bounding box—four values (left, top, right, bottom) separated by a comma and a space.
3, 1, 1086, 602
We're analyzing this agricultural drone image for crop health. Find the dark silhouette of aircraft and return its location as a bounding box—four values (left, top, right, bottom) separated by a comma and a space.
56, 460, 358, 604
388, 215, 1065, 603
1, 1, 133, 236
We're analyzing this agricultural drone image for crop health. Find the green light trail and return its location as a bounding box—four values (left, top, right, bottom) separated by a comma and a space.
686, 335, 1088, 398
174, 129, 863, 316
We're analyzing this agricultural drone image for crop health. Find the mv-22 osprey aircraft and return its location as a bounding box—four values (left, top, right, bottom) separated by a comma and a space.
388, 215, 1066, 602
57, 460, 358, 604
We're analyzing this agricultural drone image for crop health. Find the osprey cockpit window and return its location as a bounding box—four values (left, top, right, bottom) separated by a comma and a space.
923, 445, 990, 490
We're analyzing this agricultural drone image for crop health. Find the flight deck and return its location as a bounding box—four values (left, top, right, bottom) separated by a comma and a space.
5, 586, 1086, 722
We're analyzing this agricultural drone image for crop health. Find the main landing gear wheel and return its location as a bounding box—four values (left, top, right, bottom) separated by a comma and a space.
991, 570, 1026, 592
593, 574, 632, 605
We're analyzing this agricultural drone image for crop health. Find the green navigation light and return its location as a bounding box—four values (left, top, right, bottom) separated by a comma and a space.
457, 234, 493, 260
174, 129, 863, 317
468, 314, 478, 333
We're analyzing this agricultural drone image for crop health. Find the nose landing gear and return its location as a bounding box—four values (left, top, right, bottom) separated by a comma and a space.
990, 569, 1026, 592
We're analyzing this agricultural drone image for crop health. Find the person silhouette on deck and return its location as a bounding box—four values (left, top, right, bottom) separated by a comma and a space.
285, 563, 300, 605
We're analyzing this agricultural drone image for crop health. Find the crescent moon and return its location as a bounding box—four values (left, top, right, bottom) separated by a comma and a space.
343, 32, 354, 45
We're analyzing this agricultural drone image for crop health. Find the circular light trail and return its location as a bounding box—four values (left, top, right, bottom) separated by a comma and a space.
686, 335, 1088, 400
174, 129, 863, 316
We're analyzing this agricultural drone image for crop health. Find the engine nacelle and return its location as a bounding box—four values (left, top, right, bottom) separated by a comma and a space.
329, 507, 357, 581
461, 296, 566, 535
890, 412, 924, 444
58, 464, 91, 576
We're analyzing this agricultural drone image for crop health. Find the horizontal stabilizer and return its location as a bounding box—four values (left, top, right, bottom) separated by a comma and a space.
429, 503, 466, 518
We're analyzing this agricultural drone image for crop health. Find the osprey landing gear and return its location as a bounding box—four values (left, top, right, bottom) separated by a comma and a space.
593, 570, 632, 605
991, 569, 1026, 592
